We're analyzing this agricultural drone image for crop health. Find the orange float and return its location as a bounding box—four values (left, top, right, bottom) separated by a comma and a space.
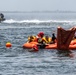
6, 42, 12, 48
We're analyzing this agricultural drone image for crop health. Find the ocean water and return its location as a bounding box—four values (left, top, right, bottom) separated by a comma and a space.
0, 12, 76, 75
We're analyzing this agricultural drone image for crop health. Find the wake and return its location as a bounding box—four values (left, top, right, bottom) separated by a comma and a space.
3, 19, 76, 24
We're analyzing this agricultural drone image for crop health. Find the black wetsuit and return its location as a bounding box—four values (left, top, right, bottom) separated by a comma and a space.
52, 33, 56, 43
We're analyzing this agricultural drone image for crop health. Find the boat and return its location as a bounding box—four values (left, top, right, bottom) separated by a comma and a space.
22, 27, 76, 51
0, 18, 5, 22
22, 39, 76, 50
0, 13, 5, 22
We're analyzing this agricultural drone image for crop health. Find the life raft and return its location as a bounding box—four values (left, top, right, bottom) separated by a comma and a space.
22, 39, 76, 50
23, 42, 38, 49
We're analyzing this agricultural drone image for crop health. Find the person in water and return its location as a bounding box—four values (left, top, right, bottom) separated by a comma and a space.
28, 35, 36, 42
35, 32, 46, 48
36, 32, 45, 43
51, 33, 57, 43
42, 35, 52, 44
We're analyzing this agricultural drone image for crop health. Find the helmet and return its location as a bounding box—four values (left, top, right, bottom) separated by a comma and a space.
37, 32, 44, 37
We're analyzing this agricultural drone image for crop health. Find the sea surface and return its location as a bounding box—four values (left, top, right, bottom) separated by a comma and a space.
0, 12, 76, 75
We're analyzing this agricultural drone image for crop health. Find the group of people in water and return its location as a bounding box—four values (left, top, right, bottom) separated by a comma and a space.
27, 32, 57, 49
28, 32, 57, 44
27, 31, 76, 44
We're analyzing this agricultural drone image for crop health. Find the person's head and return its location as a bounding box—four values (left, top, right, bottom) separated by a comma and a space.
52, 33, 54, 36
28, 35, 34, 42
30, 36, 34, 39
45, 36, 49, 39
37, 32, 44, 38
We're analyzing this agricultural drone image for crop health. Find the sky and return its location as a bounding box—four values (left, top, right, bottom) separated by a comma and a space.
0, 0, 76, 11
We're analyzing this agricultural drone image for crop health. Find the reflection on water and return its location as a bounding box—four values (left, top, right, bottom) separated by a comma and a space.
57, 50, 74, 58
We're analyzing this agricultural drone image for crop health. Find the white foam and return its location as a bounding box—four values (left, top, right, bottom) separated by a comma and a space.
3, 19, 76, 24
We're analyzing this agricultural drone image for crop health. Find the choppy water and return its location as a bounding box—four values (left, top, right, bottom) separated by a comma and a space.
0, 12, 76, 75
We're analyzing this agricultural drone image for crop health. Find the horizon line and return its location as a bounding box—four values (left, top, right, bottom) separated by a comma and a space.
0, 10, 76, 13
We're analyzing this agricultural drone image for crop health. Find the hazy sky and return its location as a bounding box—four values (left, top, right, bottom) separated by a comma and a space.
0, 0, 76, 11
